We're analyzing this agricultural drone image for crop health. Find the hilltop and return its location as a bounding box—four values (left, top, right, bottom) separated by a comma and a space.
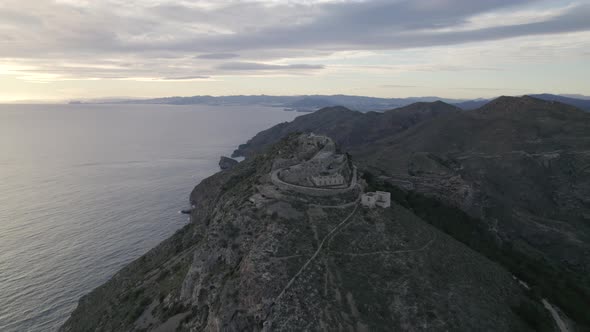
61, 134, 548, 331
454, 94, 590, 111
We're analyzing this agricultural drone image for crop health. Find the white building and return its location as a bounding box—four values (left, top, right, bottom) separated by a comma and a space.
361, 191, 391, 208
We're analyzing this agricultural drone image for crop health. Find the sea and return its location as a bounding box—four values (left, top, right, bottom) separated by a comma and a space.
0, 103, 299, 331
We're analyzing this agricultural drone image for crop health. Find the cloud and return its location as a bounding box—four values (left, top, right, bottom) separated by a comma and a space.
381, 84, 422, 88
195, 53, 239, 60
0, 0, 589, 82
217, 62, 324, 71
160, 75, 209, 80
189, 1, 590, 53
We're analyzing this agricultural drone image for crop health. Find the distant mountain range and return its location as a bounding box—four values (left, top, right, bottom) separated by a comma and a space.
87, 94, 464, 112
74, 93, 590, 112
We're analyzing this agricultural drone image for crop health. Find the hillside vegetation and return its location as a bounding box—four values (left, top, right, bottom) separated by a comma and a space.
233, 96, 590, 329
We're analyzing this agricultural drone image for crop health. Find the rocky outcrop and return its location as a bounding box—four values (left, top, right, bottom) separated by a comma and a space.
218, 156, 238, 170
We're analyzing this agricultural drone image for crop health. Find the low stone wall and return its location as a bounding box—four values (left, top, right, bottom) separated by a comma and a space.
271, 167, 358, 197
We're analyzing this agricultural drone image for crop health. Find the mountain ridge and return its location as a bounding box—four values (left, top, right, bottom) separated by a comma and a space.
60, 96, 589, 331
61, 133, 551, 331
232, 101, 461, 158
231, 96, 590, 329
71, 93, 590, 113
454, 94, 590, 111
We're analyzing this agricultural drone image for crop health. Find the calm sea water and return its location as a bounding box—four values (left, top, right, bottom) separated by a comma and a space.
0, 104, 298, 331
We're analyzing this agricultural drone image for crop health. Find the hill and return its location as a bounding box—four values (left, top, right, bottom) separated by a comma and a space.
529, 93, 590, 111
232, 96, 590, 328
453, 98, 491, 110
233, 101, 461, 158
455, 94, 590, 111
61, 134, 549, 331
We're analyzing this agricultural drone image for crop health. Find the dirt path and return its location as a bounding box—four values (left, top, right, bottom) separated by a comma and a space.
272, 202, 360, 303
542, 299, 570, 332
309, 198, 359, 209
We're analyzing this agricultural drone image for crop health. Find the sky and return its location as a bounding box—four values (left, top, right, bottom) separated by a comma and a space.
0, 0, 589, 102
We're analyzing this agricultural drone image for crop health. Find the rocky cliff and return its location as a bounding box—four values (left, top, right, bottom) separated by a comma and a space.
218, 156, 238, 170
60, 133, 549, 332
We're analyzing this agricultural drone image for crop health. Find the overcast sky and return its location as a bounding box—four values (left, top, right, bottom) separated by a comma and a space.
1, 0, 589, 102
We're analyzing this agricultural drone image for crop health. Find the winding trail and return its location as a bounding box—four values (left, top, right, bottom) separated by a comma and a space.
272, 201, 360, 303
309, 198, 359, 209
542, 299, 570, 332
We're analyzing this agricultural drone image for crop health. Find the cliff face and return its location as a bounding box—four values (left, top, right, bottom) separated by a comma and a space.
61, 134, 546, 332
